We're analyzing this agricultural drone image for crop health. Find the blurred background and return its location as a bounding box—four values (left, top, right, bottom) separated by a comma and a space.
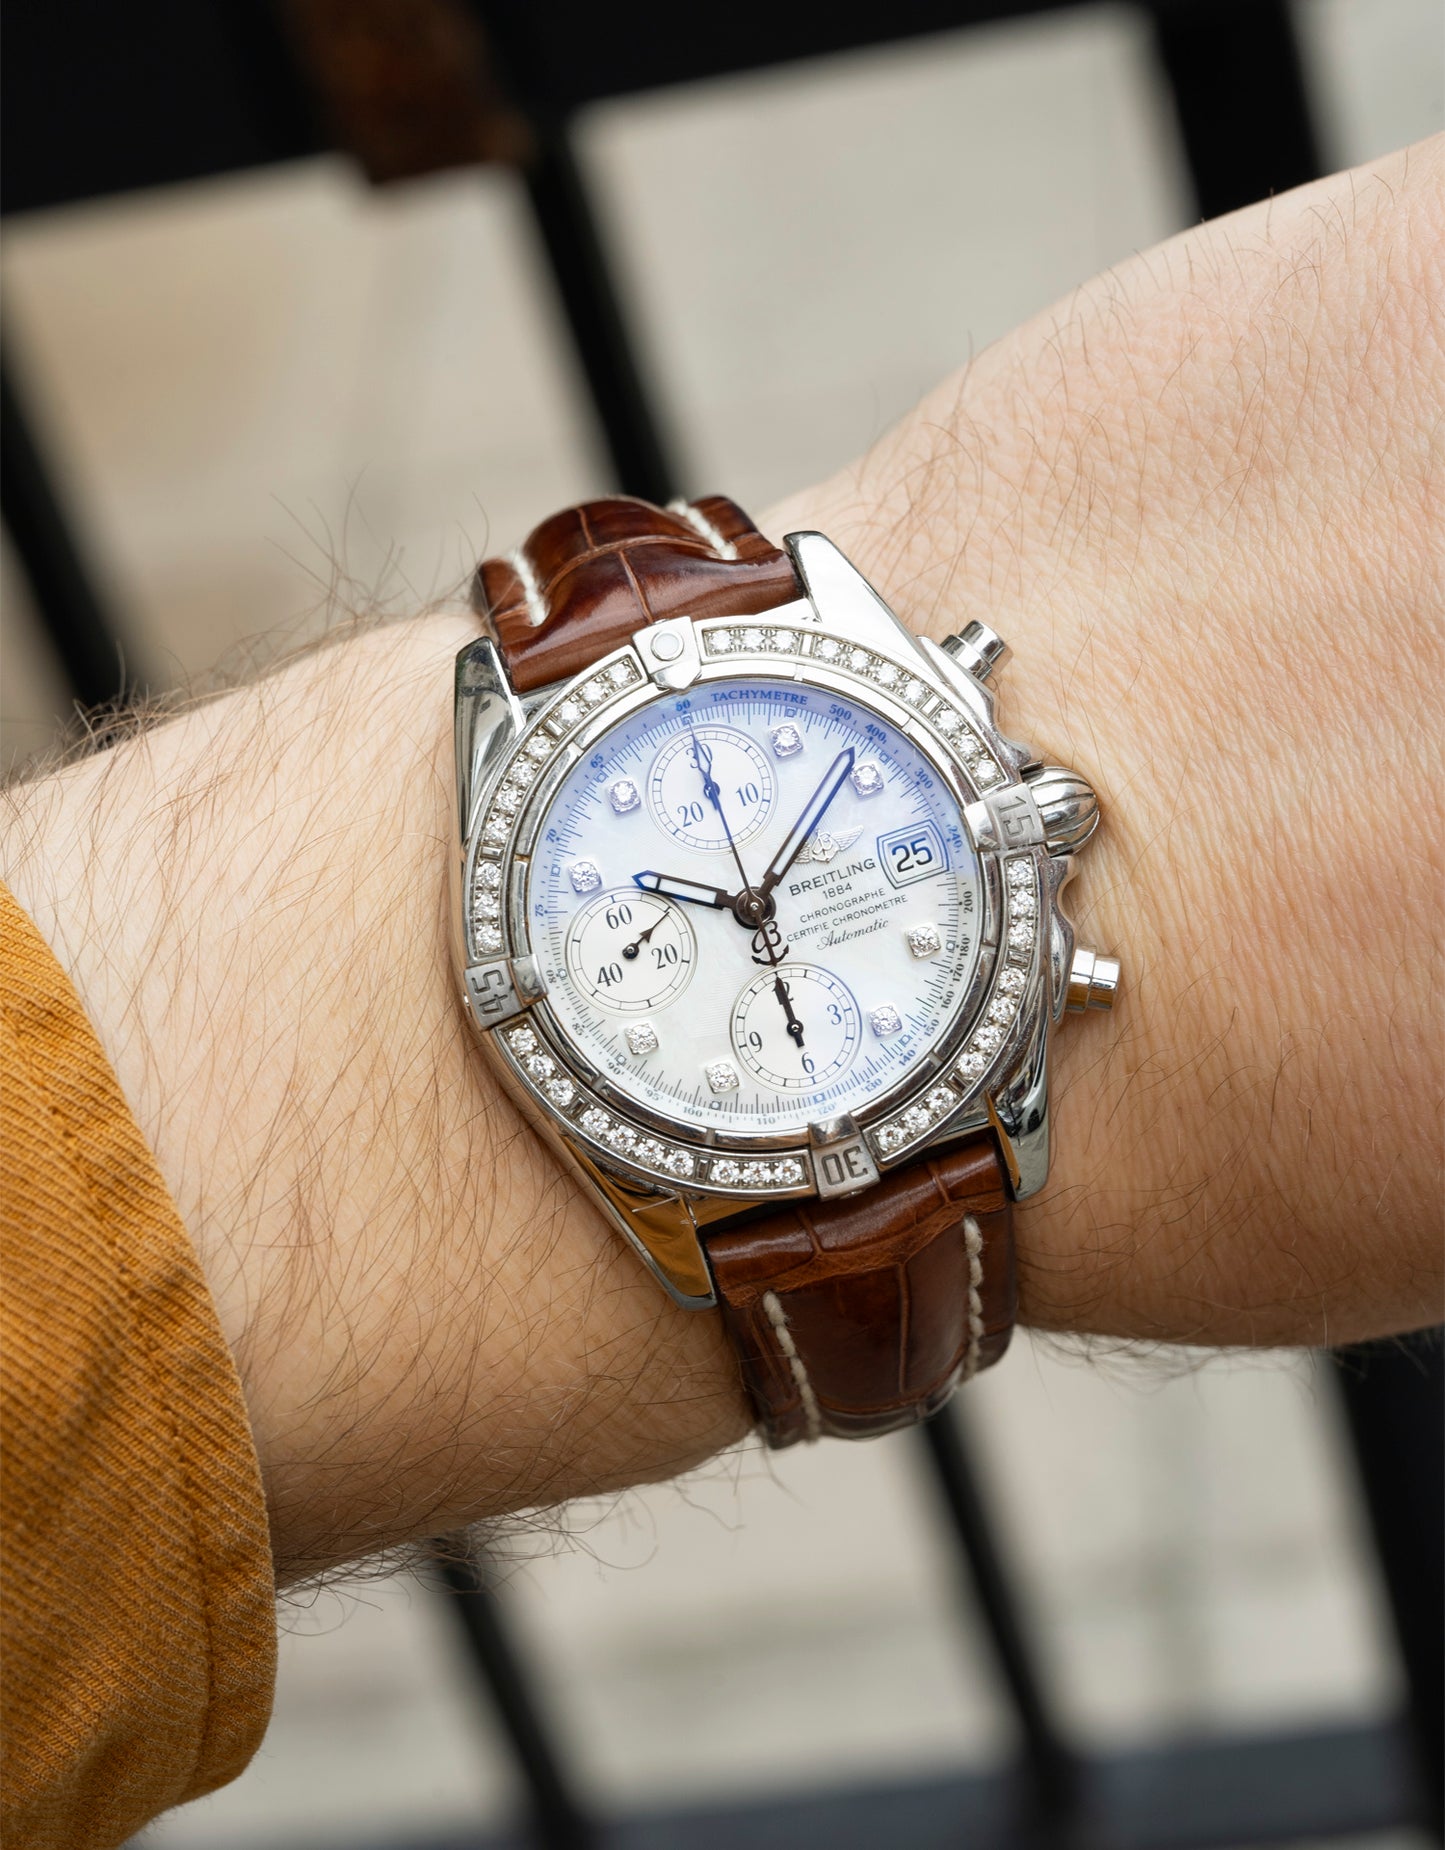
2, 3, 1441, 1847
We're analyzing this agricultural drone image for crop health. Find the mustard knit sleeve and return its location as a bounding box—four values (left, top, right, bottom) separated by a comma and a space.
1, 882, 276, 1849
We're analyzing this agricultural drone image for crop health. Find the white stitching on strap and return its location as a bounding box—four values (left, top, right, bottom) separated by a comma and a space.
761, 1289, 823, 1443
667, 498, 739, 561
960, 1214, 985, 1381
507, 545, 548, 628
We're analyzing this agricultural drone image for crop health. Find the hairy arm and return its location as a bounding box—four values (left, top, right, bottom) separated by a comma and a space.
4, 139, 1440, 1584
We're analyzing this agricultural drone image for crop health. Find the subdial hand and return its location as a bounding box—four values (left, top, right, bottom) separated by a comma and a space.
774, 974, 806, 1049
619, 915, 664, 961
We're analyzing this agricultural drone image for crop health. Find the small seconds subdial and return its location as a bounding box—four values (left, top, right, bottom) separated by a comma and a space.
647, 724, 775, 852
732, 963, 861, 1092
565, 891, 695, 1014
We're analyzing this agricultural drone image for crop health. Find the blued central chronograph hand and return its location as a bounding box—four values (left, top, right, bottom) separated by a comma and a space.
691, 735, 755, 907
691, 731, 804, 1049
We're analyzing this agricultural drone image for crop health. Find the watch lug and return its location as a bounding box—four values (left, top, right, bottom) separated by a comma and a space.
567, 1147, 717, 1308
455, 638, 525, 846
785, 531, 929, 662
987, 1003, 1052, 1199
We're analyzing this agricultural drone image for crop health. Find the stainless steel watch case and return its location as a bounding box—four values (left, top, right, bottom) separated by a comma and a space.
452, 533, 1106, 1308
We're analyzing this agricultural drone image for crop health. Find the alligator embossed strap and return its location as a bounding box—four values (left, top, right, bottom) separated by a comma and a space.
707, 1142, 1015, 1447
472, 494, 801, 692
473, 495, 1017, 1446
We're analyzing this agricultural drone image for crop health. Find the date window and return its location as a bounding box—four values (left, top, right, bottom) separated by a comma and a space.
877, 821, 947, 889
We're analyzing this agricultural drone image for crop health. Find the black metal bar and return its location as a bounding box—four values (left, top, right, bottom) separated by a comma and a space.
431, 1540, 596, 1850
918, 1406, 1080, 1830
1332, 1330, 1444, 1840
0, 351, 132, 711
1146, 0, 1323, 223
517, 120, 680, 504
313, 1720, 1425, 1850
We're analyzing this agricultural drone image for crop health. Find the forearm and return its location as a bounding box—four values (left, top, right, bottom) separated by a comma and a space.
4, 138, 1440, 1584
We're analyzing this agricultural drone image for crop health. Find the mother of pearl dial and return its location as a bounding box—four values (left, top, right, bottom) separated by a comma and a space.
527, 677, 984, 1137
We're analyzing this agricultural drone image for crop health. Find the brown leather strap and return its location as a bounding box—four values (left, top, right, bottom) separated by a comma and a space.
473, 496, 1017, 1444
472, 494, 802, 691
706, 1140, 1015, 1448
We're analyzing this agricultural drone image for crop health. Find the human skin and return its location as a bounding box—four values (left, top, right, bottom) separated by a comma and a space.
3, 138, 1441, 1584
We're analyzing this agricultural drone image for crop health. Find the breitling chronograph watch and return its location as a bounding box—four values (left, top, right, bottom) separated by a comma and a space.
452, 496, 1118, 1446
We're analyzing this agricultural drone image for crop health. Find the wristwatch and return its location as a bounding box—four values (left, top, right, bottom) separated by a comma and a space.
451, 496, 1118, 1447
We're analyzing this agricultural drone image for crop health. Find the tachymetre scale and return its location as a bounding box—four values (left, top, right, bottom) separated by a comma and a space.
564, 890, 695, 1013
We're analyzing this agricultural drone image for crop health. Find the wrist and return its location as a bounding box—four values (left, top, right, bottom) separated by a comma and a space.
2, 617, 748, 1583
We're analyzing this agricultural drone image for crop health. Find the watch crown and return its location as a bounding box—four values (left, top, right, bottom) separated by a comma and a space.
1022, 764, 1100, 855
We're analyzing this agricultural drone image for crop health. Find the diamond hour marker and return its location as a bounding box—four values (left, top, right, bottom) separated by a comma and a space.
625, 1023, 659, 1057
869, 1006, 903, 1038
906, 923, 942, 959
705, 1059, 740, 1094
568, 860, 602, 894
608, 779, 641, 814
770, 723, 803, 759
850, 760, 885, 798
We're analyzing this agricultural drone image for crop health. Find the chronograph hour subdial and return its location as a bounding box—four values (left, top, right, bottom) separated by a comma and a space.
565, 891, 695, 1013
732, 963, 861, 1092
647, 724, 775, 852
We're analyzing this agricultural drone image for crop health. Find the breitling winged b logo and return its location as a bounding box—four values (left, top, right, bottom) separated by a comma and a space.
794, 826, 863, 865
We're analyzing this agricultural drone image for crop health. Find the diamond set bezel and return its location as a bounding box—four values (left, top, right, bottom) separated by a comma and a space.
465, 622, 1046, 1199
